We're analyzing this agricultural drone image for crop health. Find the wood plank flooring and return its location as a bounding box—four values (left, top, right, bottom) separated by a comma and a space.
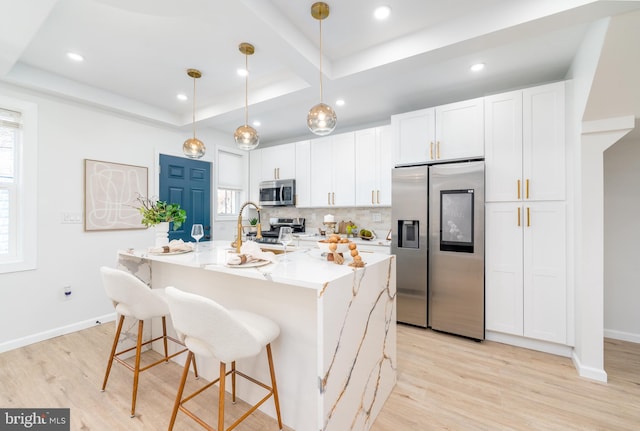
1, 322, 638, 430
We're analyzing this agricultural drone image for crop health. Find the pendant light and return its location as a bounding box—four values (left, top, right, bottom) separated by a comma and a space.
307, 2, 337, 136
234, 42, 260, 150
183, 69, 206, 159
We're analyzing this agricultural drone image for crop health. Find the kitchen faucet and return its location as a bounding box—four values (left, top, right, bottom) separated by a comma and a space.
235, 201, 262, 252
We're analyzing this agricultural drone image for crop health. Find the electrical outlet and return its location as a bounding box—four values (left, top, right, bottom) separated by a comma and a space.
63, 285, 72, 299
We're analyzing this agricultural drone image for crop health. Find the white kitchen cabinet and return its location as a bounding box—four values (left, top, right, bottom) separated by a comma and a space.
391, 97, 484, 166
260, 143, 296, 181
391, 107, 434, 166
248, 149, 261, 203
434, 97, 484, 161
485, 201, 567, 344
485, 82, 565, 202
310, 133, 355, 207
355, 125, 392, 206
294, 140, 311, 207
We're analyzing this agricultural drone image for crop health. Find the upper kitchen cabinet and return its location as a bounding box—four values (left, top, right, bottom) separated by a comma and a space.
485, 82, 565, 202
391, 107, 435, 166
249, 142, 296, 203
294, 140, 311, 207
355, 125, 392, 206
310, 132, 355, 207
391, 98, 484, 166
260, 143, 296, 181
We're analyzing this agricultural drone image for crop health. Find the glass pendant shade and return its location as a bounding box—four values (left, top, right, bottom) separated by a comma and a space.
183, 137, 206, 158
234, 124, 259, 150
307, 102, 337, 136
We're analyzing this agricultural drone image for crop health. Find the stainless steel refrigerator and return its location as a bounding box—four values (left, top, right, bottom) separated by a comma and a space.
392, 161, 485, 340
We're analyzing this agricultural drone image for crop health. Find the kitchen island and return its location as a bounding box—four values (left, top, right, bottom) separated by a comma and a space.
117, 240, 396, 431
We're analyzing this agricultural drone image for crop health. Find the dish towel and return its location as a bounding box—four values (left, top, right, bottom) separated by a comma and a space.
227, 241, 278, 265
149, 239, 194, 254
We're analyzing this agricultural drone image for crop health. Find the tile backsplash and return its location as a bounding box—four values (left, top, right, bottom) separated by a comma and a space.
260, 207, 391, 237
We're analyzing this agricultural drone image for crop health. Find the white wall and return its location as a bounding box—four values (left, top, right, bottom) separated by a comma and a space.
564, 17, 610, 381
604, 130, 640, 342
0, 82, 236, 351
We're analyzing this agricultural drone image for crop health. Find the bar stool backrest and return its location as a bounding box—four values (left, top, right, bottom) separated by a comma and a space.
165, 286, 262, 363
100, 266, 169, 320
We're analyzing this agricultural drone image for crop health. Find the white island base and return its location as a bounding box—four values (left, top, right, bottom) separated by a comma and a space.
117, 242, 396, 431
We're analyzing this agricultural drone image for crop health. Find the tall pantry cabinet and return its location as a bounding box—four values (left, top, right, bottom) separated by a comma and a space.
484, 82, 568, 345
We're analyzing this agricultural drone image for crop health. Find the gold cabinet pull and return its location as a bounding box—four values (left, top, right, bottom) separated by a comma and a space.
377, 190, 380, 204
332, 192, 335, 205
371, 190, 375, 205
436, 141, 440, 159
517, 180, 521, 200
517, 207, 521, 227
527, 207, 530, 227
429, 141, 434, 159
327, 192, 331, 205
526, 179, 530, 199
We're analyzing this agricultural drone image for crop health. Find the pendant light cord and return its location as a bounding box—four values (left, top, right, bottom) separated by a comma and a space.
192, 76, 196, 139
319, 18, 324, 103
245, 52, 249, 126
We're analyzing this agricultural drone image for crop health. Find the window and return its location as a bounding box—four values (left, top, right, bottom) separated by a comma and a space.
0, 98, 37, 273
216, 148, 245, 219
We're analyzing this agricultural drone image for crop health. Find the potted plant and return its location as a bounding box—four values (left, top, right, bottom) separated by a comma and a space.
249, 217, 259, 232
136, 195, 187, 230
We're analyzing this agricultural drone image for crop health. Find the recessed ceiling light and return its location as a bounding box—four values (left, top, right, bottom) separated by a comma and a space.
374, 6, 391, 21
470, 63, 485, 72
66, 52, 84, 62
237, 68, 248, 77
336, 99, 345, 107
176, 93, 188, 101
252, 120, 261, 127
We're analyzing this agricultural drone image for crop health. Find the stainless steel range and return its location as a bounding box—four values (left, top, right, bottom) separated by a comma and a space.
247, 217, 305, 244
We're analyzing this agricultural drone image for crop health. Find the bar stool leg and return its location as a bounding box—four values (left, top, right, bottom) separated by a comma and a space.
161, 316, 169, 361
130, 320, 144, 418
266, 344, 283, 430
168, 351, 193, 431
218, 362, 226, 431
231, 361, 237, 403
101, 315, 125, 391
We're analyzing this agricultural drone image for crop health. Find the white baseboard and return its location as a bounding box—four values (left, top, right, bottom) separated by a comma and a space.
485, 331, 574, 357
0, 313, 117, 354
572, 350, 608, 382
603, 328, 640, 343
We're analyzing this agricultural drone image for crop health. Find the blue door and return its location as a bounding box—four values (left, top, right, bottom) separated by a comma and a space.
159, 154, 211, 243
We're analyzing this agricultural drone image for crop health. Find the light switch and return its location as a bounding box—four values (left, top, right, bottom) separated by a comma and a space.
62, 212, 83, 224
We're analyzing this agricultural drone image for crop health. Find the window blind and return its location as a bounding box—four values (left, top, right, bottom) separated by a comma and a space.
218, 150, 243, 189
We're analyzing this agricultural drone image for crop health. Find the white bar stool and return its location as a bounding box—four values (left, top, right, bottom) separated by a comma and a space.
164, 286, 283, 431
99, 266, 198, 417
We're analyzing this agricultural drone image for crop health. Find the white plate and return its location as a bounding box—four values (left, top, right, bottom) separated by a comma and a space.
148, 249, 193, 255
225, 259, 271, 268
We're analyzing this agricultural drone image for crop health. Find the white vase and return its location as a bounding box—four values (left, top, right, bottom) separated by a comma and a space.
155, 222, 170, 247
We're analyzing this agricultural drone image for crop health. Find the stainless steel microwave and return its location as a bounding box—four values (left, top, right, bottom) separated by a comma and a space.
259, 179, 295, 206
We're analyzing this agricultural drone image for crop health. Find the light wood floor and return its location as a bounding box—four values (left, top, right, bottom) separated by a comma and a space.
1, 322, 638, 431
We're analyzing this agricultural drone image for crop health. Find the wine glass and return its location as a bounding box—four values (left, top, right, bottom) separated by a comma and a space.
191, 224, 204, 252
278, 226, 294, 261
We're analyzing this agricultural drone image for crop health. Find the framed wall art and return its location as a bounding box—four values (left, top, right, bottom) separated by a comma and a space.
84, 159, 148, 231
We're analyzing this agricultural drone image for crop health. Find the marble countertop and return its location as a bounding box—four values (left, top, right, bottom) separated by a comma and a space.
119, 240, 392, 290
294, 233, 391, 248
